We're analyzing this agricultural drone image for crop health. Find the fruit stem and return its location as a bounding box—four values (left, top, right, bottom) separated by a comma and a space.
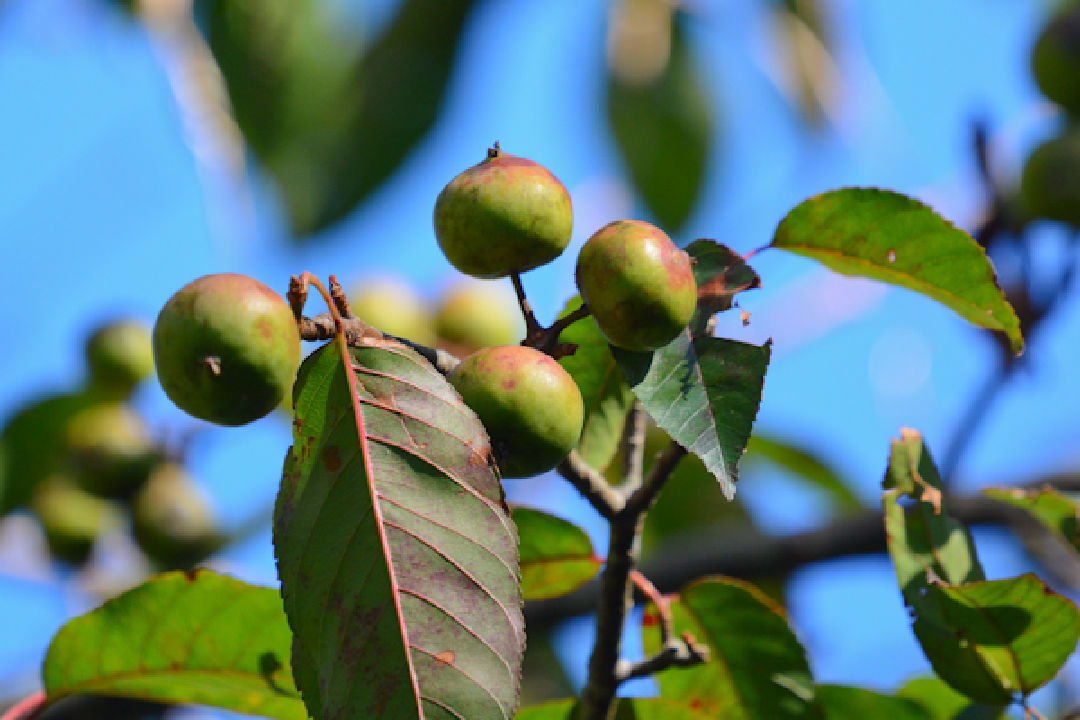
487, 140, 501, 160
510, 272, 544, 340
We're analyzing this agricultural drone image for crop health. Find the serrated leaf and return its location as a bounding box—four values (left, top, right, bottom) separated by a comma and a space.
771, 188, 1023, 355
512, 507, 600, 601
614, 335, 770, 499
643, 577, 820, 719
516, 697, 717, 719
205, 0, 475, 238
913, 574, 1080, 704
745, 435, 861, 513
557, 297, 634, 471
984, 486, 1080, 555
275, 336, 524, 719
606, 15, 713, 232
897, 676, 1005, 720
1, 391, 97, 514
41, 570, 304, 719
687, 239, 760, 334
816, 685, 930, 720
882, 428, 984, 595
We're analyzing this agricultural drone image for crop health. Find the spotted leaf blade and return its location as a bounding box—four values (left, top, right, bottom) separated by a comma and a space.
772, 188, 1023, 355
42, 570, 304, 719
614, 335, 770, 499
275, 337, 524, 719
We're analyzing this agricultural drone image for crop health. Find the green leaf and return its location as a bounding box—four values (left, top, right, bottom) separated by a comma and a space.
615, 335, 771, 499
882, 428, 984, 596
557, 296, 635, 471
512, 506, 600, 601
984, 486, 1080, 554
745, 435, 862, 513
912, 574, 1080, 704
516, 697, 718, 719
816, 685, 930, 720
41, 570, 304, 719
606, 15, 713, 233
1, 391, 98, 514
771, 188, 1024, 355
205, 0, 476, 238
882, 430, 1080, 705
275, 336, 524, 719
897, 676, 1005, 720
643, 577, 821, 719
687, 239, 760, 335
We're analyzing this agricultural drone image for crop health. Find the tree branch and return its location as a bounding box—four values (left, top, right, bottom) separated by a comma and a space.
557, 451, 625, 519
526, 472, 1080, 630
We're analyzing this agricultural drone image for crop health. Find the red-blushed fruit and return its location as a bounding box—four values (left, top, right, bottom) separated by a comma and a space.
576, 219, 697, 351
153, 273, 300, 426
449, 345, 583, 478
434, 145, 573, 278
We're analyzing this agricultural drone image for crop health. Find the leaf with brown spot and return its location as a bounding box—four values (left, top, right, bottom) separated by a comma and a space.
275, 336, 523, 719
772, 188, 1023, 354
686, 240, 760, 335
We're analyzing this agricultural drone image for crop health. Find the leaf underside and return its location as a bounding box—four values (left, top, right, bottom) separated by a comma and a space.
42, 570, 305, 719
615, 335, 771, 499
772, 188, 1023, 355
275, 336, 523, 719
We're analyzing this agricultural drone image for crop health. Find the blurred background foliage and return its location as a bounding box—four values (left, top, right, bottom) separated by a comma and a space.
3, 0, 1080, 715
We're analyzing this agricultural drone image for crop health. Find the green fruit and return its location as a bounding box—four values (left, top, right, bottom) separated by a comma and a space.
66, 403, 161, 499
449, 345, 583, 478
32, 475, 123, 565
84, 318, 154, 400
132, 463, 218, 569
1032, 4, 1080, 116
153, 273, 301, 426
435, 281, 525, 354
434, 144, 573, 278
576, 219, 697, 351
1021, 129, 1080, 227
349, 277, 437, 346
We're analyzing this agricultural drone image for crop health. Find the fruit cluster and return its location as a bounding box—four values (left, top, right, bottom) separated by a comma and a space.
148, 144, 701, 481
1, 319, 218, 569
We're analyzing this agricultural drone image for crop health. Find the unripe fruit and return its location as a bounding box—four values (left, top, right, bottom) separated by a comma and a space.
132, 463, 218, 569
576, 220, 697, 351
66, 403, 161, 499
84, 318, 154, 400
449, 346, 583, 478
435, 280, 525, 354
32, 475, 123, 565
434, 145, 573, 278
1021, 129, 1080, 227
1032, 4, 1080, 116
153, 273, 300, 426
349, 277, 437, 346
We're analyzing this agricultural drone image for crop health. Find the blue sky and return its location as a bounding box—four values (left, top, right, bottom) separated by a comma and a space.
1, 0, 1077, 711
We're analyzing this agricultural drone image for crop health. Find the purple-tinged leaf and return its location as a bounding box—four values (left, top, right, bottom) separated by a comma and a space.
614, 335, 770, 499
275, 335, 524, 719
686, 240, 760, 335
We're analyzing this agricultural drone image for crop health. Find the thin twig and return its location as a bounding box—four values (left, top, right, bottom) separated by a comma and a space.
556, 451, 624, 519
546, 303, 592, 341
620, 401, 647, 496
626, 441, 688, 515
